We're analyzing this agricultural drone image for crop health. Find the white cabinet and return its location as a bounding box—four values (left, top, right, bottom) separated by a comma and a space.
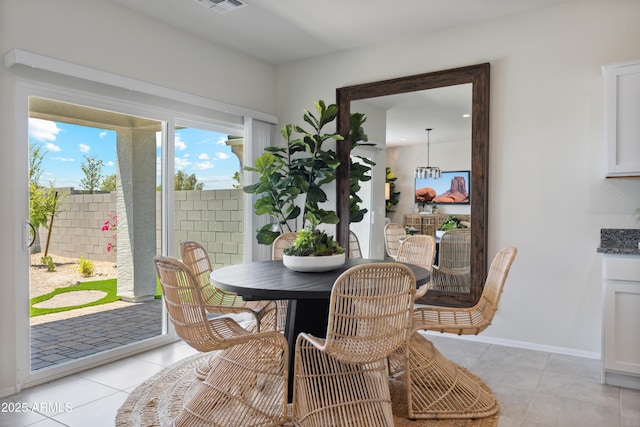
602, 60, 640, 177
602, 254, 640, 389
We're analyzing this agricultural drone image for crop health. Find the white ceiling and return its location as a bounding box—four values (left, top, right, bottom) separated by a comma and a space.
108, 0, 573, 147
111, 0, 574, 65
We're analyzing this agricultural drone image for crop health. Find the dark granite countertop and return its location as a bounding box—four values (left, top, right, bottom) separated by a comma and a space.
597, 228, 640, 255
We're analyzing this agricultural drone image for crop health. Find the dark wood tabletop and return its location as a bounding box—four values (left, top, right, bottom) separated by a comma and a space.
210, 257, 430, 300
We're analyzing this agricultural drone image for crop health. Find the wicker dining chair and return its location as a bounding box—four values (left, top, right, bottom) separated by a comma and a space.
413, 246, 518, 335
389, 332, 500, 420
292, 262, 416, 427
384, 223, 406, 260
386, 247, 517, 420
430, 228, 472, 293
154, 256, 289, 427
349, 230, 362, 259
270, 231, 299, 332
396, 234, 436, 300
180, 240, 278, 332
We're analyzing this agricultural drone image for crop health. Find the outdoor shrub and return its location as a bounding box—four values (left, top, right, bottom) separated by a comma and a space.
77, 256, 95, 277
41, 255, 55, 272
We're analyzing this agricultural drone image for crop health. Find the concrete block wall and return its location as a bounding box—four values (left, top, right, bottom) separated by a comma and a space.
170, 189, 244, 269
37, 191, 117, 262
39, 189, 244, 267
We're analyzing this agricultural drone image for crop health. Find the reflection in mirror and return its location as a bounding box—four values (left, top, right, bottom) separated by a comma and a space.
336, 64, 489, 307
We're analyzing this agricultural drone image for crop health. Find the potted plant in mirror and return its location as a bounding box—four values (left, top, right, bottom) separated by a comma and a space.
282, 215, 346, 272
436, 215, 469, 239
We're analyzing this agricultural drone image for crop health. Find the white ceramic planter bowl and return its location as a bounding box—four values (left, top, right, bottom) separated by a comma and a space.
282, 253, 346, 273
435, 230, 445, 239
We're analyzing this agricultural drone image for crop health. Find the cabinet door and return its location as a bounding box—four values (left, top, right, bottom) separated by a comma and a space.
603, 281, 640, 374
602, 60, 640, 177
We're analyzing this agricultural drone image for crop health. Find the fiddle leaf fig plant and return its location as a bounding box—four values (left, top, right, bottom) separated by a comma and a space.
245, 100, 373, 246
348, 112, 375, 223
244, 100, 343, 245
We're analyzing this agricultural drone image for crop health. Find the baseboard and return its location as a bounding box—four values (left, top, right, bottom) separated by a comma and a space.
0, 385, 19, 399
420, 331, 601, 360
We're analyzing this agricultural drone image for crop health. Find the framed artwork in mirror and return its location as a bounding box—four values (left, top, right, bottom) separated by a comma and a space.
415, 170, 470, 205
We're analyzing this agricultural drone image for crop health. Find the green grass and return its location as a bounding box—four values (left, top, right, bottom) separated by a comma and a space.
30, 279, 163, 317
30, 279, 120, 317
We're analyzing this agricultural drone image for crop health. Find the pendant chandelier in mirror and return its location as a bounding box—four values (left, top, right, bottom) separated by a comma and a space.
415, 128, 441, 179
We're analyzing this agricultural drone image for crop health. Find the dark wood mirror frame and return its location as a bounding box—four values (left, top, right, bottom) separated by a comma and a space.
336, 63, 490, 307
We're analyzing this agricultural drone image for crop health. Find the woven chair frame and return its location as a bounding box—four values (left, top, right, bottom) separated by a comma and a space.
396, 234, 436, 272
154, 255, 289, 427
389, 333, 499, 420
348, 230, 362, 259
292, 262, 416, 427
180, 240, 278, 332
384, 223, 405, 260
413, 247, 517, 336
430, 228, 472, 293
176, 334, 289, 427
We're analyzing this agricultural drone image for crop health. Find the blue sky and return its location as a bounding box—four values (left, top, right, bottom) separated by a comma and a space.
28, 118, 241, 190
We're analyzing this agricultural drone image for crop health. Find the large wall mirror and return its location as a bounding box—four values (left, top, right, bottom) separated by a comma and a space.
336, 63, 489, 307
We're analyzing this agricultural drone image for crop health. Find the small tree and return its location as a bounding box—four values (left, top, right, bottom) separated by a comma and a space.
100, 173, 117, 191
29, 143, 63, 254
79, 155, 104, 193
232, 171, 242, 189
174, 170, 204, 190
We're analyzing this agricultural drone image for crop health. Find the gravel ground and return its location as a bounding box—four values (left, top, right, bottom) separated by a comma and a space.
30, 253, 118, 298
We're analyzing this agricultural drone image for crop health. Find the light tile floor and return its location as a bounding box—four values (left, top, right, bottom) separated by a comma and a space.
1, 334, 639, 427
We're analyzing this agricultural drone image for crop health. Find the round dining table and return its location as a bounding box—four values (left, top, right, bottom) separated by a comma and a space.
210, 257, 430, 400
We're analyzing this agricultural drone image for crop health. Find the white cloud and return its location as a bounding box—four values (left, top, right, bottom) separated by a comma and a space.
198, 153, 209, 160
214, 152, 230, 160
105, 161, 115, 167
52, 157, 74, 162
216, 136, 228, 145
193, 161, 214, 171
79, 144, 90, 153
45, 142, 61, 152
29, 118, 61, 142
175, 134, 187, 151
175, 157, 191, 170
99, 131, 107, 139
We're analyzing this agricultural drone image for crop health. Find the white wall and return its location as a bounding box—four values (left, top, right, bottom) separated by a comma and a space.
0, 0, 277, 396
276, 0, 640, 356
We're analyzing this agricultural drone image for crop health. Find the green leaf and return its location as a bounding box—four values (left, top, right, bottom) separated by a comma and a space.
257, 230, 280, 245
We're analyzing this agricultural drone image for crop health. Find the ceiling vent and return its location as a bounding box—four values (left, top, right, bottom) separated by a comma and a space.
194, 0, 247, 14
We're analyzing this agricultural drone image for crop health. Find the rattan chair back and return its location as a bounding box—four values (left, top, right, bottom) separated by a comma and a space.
272, 231, 298, 260
438, 228, 471, 270
476, 246, 517, 325
430, 228, 471, 292
154, 256, 247, 351
349, 230, 362, 259
180, 241, 277, 332
180, 240, 242, 307
384, 223, 405, 260
413, 246, 517, 335
397, 234, 436, 271
323, 262, 415, 364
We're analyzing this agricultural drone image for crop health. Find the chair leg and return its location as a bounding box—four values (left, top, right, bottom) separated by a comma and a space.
390, 333, 499, 420
176, 335, 288, 427
293, 337, 394, 427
